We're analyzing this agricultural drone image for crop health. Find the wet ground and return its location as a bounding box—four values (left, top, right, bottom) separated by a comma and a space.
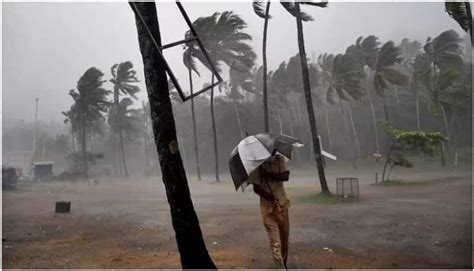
2, 162, 472, 268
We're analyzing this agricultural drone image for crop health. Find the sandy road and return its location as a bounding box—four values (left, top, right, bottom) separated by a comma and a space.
2, 164, 472, 268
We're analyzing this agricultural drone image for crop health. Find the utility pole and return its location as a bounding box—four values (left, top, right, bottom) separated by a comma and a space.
30, 98, 39, 171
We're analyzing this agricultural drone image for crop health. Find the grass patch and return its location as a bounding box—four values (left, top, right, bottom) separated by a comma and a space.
294, 192, 355, 204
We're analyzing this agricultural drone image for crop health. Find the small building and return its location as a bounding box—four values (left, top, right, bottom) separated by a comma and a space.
33, 161, 54, 180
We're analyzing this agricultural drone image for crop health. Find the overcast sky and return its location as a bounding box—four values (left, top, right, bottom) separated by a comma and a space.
2, 2, 463, 124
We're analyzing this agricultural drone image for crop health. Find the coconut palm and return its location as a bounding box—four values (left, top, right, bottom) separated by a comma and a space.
372, 41, 409, 123
422, 30, 464, 165
184, 11, 256, 182
182, 48, 202, 181
68, 67, 111, 174
281, 0, 330, 193
228, 66, 255, 138
253, 0, 271, 131
445, 2, 472, 44
110, 61, 140, 177
399, 38, 423, 131
346, 35, 381, 153
321, 53, 365, 159
62, 104, 79, 152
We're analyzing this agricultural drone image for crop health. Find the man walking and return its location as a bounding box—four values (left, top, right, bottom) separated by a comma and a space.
252, 152, 291, 269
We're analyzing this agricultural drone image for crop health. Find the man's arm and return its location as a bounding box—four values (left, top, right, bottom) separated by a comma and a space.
261, 169, 290, 182
253, 184, 275, 201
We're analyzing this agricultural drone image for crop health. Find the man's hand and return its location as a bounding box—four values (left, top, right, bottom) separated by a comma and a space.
253, 184, 275, 202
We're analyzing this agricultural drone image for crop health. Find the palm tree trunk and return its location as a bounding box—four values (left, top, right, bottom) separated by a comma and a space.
440, 104, 449, 166
233, 99, 244, 138
277, 110, 283, 134
143, 102, 149, 175
210, 75, 219, 182
382, 95, 390, 123
115, 87, 129, 177
262, 0, 271, 132
294, 2, 329, 193
365, 73, 380, 153
71, 125, 76, 152
119, 128, 129, 176
393, 85, 401, 120
324, 104, 333, 151
130, 2, 216, 268
189, 69, 201, 181
347, 102, 361, 158
81, 103, 87, 175
415, 79, 421, 131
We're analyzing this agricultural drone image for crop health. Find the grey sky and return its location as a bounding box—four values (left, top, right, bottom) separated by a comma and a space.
2, 2, 462, 124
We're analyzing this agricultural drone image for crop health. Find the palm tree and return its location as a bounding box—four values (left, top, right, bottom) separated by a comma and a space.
422, 30, 464, 165
445, 2, 472, 44
68, 67, 110, 174
110, 61, 140, 177
228, 66, 254, 138
184, 11, 256, 182
62, 104, 78, 152
183, 49, 202, 181
323, 53, 365, 159
253, 0, 271, 132
108, 98, 141, 172
372, 41, 409, 123
281, 0, 330, 193
399, 38, 423, 131
129, 2, 216, 268
346, 36, 381, 153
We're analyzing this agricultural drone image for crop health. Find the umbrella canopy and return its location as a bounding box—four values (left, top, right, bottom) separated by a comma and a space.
229, 133, 303, 191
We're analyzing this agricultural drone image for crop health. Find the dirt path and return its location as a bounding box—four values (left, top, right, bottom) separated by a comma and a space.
2, 168, 472, 268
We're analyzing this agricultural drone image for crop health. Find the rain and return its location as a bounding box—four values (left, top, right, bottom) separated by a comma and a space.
2, 1, 472, 269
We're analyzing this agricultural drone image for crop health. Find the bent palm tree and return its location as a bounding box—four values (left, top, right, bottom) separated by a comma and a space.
253, 0, 272, 131
68, 67, 110, 174
282, 0, 330, 193
183, 48, 202, 181
372, 41, 409, 123
184, 11, 256, 182
324, 53, 365, 159
422, 30, 464, 165
110, 61, 140, 177
399, 38, 423, 131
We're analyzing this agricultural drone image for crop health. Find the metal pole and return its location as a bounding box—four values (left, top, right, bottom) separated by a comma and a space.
30, 98, 39, 168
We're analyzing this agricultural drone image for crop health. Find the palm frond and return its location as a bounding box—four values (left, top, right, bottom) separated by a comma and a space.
253, 0, 271, 19
280, 1, 313, 21
445, 2, 472, 34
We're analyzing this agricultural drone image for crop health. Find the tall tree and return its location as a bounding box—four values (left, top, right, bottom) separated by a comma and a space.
183, 49, 202, 181
129, 2, 216, 268
68, 67, 110, 174
422, 30, 464, 165
184, 11, 256, 182
253, 0, 271, 132
110, 61, 140, 177
372, 41, 409, 123
281, 1, 330, 193
399, 38, 423, 131
323, 53, 365, 159
346, 35, 381, 153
